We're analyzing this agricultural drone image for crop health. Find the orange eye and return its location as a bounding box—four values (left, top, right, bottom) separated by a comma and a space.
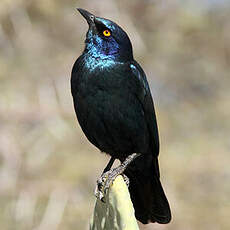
103, 29, 111, 37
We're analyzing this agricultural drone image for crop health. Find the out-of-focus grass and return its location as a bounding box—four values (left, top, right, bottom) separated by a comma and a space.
0, 0, 230, 229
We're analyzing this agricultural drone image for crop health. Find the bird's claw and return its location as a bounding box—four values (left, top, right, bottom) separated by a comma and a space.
94, 168, 120, 202
94, 171, 109, 202
94, 169, 130, 202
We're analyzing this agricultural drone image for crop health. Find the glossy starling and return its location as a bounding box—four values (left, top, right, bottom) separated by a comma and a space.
71, 8, 171, 224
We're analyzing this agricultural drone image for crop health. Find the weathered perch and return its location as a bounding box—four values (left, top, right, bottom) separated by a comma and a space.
90, 175, 139, 230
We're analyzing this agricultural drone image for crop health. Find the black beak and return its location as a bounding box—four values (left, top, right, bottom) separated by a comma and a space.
77, 8, 95, 25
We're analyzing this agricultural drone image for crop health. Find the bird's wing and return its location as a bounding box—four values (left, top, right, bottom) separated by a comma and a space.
129, 61, 160, 156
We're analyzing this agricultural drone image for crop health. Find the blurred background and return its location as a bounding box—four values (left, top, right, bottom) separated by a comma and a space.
0, 0, 230, 229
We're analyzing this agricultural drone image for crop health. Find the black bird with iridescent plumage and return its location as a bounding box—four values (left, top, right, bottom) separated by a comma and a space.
71, 8, 171, 224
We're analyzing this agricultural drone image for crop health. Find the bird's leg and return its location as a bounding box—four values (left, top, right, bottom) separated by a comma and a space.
102, 157, 116, 173
95, 153, 141, 201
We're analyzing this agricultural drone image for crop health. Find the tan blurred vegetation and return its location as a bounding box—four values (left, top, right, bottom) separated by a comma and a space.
0, 0, 230, 229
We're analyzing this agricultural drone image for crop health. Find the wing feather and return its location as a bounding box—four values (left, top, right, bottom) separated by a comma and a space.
130, 61, 160, 156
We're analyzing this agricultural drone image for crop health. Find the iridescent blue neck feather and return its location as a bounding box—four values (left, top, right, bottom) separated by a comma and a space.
82, 17, 133, 64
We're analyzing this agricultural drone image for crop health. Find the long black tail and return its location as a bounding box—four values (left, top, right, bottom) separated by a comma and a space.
124, 154, 171, 224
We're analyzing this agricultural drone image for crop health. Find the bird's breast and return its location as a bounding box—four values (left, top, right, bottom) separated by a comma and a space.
71, 57, 149, 155
82, 54, 119, 73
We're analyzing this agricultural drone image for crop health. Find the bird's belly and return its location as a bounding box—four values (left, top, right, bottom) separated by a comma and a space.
75, 90, 149, 158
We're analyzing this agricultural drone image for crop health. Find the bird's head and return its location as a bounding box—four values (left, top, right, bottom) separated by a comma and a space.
77, 8, 133, 62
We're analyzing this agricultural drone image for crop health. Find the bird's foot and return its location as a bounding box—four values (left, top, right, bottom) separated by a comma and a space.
94, 168, 127, 202
94, 153, 140, 202
94, 169, 111, 202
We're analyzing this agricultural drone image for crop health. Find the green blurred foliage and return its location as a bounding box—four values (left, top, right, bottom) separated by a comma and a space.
0, 0, 230, 229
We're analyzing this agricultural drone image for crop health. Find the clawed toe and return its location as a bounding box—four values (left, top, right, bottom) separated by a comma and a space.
94, 169, 118, 201
94, 154, 138, 202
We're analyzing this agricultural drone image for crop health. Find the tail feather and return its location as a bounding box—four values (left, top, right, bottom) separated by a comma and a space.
124, 154, 171, 224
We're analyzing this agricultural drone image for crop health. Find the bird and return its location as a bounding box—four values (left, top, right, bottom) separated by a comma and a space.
71, 8, 171, 224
